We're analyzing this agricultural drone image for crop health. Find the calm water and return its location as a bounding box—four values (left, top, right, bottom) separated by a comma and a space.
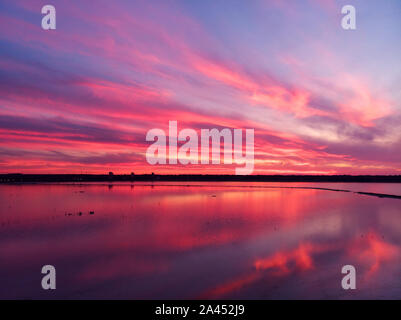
1, 182, 401, 299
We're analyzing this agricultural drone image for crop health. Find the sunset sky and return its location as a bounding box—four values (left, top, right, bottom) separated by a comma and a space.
0, 0, 400, 174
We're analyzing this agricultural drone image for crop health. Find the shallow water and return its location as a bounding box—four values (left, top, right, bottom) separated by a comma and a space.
1, 182, 401, 299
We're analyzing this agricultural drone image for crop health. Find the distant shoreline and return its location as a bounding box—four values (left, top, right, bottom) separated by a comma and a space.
1, 174, 401, 183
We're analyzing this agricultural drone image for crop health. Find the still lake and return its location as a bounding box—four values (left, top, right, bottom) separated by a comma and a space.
1, 182, 401, 299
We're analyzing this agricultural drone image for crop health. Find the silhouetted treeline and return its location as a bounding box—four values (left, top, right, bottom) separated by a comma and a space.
1, 173, 401, 183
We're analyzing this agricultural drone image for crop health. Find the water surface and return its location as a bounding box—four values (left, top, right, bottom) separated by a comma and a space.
1, 182, 400, 299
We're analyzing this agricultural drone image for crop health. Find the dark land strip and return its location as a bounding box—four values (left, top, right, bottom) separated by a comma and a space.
1, 174, 401, 183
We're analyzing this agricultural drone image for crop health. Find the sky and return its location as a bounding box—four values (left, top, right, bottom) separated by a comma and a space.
0, 0, 400, 174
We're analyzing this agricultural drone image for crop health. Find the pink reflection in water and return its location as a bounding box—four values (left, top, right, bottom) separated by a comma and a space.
0, 182, 400, 299
348, 231, 399, 277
